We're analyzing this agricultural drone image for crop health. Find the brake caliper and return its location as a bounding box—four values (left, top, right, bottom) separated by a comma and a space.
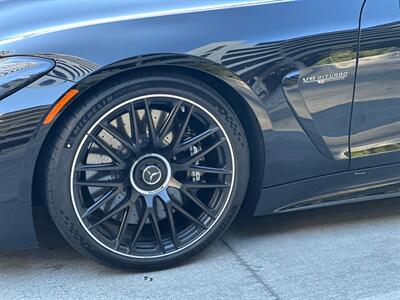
190, 145, 202, 182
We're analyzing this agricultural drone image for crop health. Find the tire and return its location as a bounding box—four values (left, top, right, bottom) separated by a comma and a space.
44, 71, 250, 271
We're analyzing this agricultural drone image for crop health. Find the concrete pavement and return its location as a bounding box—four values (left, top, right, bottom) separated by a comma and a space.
1, 198, 400, 299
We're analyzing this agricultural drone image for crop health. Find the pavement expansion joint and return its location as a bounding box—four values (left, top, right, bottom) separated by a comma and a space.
220, 237, 280, 300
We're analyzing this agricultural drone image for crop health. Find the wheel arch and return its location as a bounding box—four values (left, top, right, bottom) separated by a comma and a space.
33, 54, 268, 215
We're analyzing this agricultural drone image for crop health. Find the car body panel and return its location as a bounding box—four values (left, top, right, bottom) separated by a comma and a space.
0, 77, 75, 249
350, 0, 400, 169
256, 161, 400, 215
2, 0, 363, 184
1, 0, 399, 249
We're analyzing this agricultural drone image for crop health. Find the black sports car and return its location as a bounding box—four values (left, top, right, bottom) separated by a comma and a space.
0, 0, 398, 270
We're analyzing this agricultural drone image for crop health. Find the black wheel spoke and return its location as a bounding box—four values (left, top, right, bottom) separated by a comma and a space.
174, 127, 220, 154
75, 163, 123, 172
172, 163, 233, 174
182, 138, 226, 166
180, 188, 216, 219
166, 206, 179, 249
74, 180, 123, 188
158, 191, 179, 248
159, 100, 182, 142
129, 207, 149, 253
88, 133, 125, 166
114, 206, 132, 249
171, 201, 207, 230
88, 194, 132, 230
116, 116, 128, 136
99, 123, 137, 152
144, 195, 165, 253
183, 182, 230, 189
149, 210, 165, 253
188, 165, 232, 175
82, 187, 121, 219
170, 105, 193, 150
144, 99, 158, 146
129, 103, 140, 146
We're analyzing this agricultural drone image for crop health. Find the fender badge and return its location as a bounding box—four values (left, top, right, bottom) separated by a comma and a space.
302, 71, 349, 84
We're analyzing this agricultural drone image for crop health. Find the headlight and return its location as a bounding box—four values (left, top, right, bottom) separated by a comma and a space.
0, 56, 55, 100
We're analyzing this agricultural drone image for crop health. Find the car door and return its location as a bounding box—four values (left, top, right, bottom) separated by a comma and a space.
350, 0, 400, 169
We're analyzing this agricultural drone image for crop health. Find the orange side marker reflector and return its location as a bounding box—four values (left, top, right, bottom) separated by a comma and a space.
43, 89, 79, 125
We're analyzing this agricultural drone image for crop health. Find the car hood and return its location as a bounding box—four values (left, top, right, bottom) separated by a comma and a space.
0, 0, 287, 46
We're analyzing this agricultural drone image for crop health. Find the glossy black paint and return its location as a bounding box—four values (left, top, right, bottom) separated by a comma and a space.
0, 0, 399, 249
350, 1, 400, 169
0, 56, 55, 100
0, 78, 75, 249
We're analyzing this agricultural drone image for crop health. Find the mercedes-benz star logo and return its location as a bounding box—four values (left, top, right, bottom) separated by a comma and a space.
142, 165, 162, 186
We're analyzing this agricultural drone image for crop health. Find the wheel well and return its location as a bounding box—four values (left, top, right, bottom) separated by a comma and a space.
33, 65, 264, 214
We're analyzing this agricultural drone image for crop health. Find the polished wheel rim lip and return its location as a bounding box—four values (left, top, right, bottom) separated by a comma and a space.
70, 94, 235, 259
129, 153, 172, 195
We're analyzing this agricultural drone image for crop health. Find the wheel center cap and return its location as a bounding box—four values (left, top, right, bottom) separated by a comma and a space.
142, 165, 162, 186
130, 153, 171, 195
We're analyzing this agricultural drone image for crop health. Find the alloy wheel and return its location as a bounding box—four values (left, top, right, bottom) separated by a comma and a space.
70, 94, 235, 258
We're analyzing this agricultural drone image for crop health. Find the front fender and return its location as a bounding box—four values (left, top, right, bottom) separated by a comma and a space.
42, 53, 270, 216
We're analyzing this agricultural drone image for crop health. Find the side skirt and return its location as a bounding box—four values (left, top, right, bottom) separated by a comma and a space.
255, 162, 400, 216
